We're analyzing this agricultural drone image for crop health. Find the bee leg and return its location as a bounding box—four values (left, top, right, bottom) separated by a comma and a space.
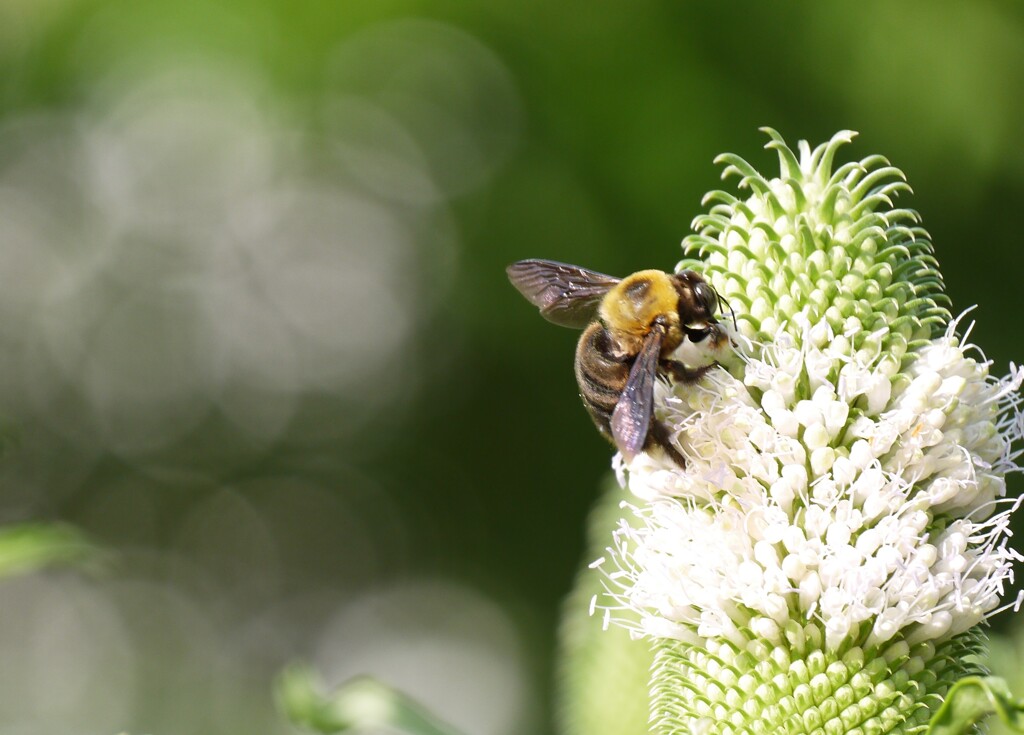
661, 360, 718, 384
646, 418, 686, 468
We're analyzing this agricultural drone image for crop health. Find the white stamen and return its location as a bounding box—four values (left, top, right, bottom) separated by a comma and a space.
596, 313, 1024, 652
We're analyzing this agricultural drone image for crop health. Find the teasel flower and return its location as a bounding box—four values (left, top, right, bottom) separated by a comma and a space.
589, 130, 1024, 735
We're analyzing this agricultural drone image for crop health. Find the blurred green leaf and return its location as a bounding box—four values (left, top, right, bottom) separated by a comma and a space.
0, 523, 99, 578
986, 622, 1024, 735
276, 664, 466, 735
927, 676, 1024, 735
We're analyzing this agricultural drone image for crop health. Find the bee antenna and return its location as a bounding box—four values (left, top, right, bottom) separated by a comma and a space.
717, 290, 738, 331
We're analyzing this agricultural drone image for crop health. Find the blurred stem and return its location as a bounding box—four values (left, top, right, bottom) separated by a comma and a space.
0, 523, 98, 577
555, 476, 654, 735
276, 665, 467, 735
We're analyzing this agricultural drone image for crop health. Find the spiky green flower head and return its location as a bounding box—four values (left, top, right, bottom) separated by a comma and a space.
595, 130, 1024, 735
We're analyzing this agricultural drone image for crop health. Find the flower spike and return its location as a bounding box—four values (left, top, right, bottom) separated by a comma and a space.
589, 130, 1024, 735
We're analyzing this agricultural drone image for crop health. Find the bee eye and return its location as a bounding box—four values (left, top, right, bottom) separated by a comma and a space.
685, 325, 712, 343
693, 282, 718, 314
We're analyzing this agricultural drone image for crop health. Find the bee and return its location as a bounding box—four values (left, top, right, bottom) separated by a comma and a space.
507, 259, 732, 468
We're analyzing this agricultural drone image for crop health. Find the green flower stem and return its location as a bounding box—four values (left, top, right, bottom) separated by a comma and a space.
926, 676, 1024, 735
0, 523, 98, 577
276, 665, 466, 735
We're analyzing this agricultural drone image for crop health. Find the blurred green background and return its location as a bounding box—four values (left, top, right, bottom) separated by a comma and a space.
0, 1, 1023, 733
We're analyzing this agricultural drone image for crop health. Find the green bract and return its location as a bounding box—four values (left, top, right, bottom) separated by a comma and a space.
684, 129, 949, 363
651, 629, 985, 735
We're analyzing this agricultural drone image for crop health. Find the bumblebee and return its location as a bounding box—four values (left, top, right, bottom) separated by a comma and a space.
507, 259, 732, 467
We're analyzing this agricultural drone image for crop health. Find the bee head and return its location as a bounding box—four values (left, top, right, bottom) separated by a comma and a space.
673, 270, 733, 350
673, 270, 718, 319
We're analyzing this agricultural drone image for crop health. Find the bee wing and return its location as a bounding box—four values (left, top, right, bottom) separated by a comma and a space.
610, 329, 663, 461
506, 259, 620, 328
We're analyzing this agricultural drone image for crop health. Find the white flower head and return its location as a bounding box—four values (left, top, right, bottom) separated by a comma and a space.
596, 130, 1024, 735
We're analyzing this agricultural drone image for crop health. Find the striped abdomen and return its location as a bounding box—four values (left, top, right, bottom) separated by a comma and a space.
574, 322, 631, 442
